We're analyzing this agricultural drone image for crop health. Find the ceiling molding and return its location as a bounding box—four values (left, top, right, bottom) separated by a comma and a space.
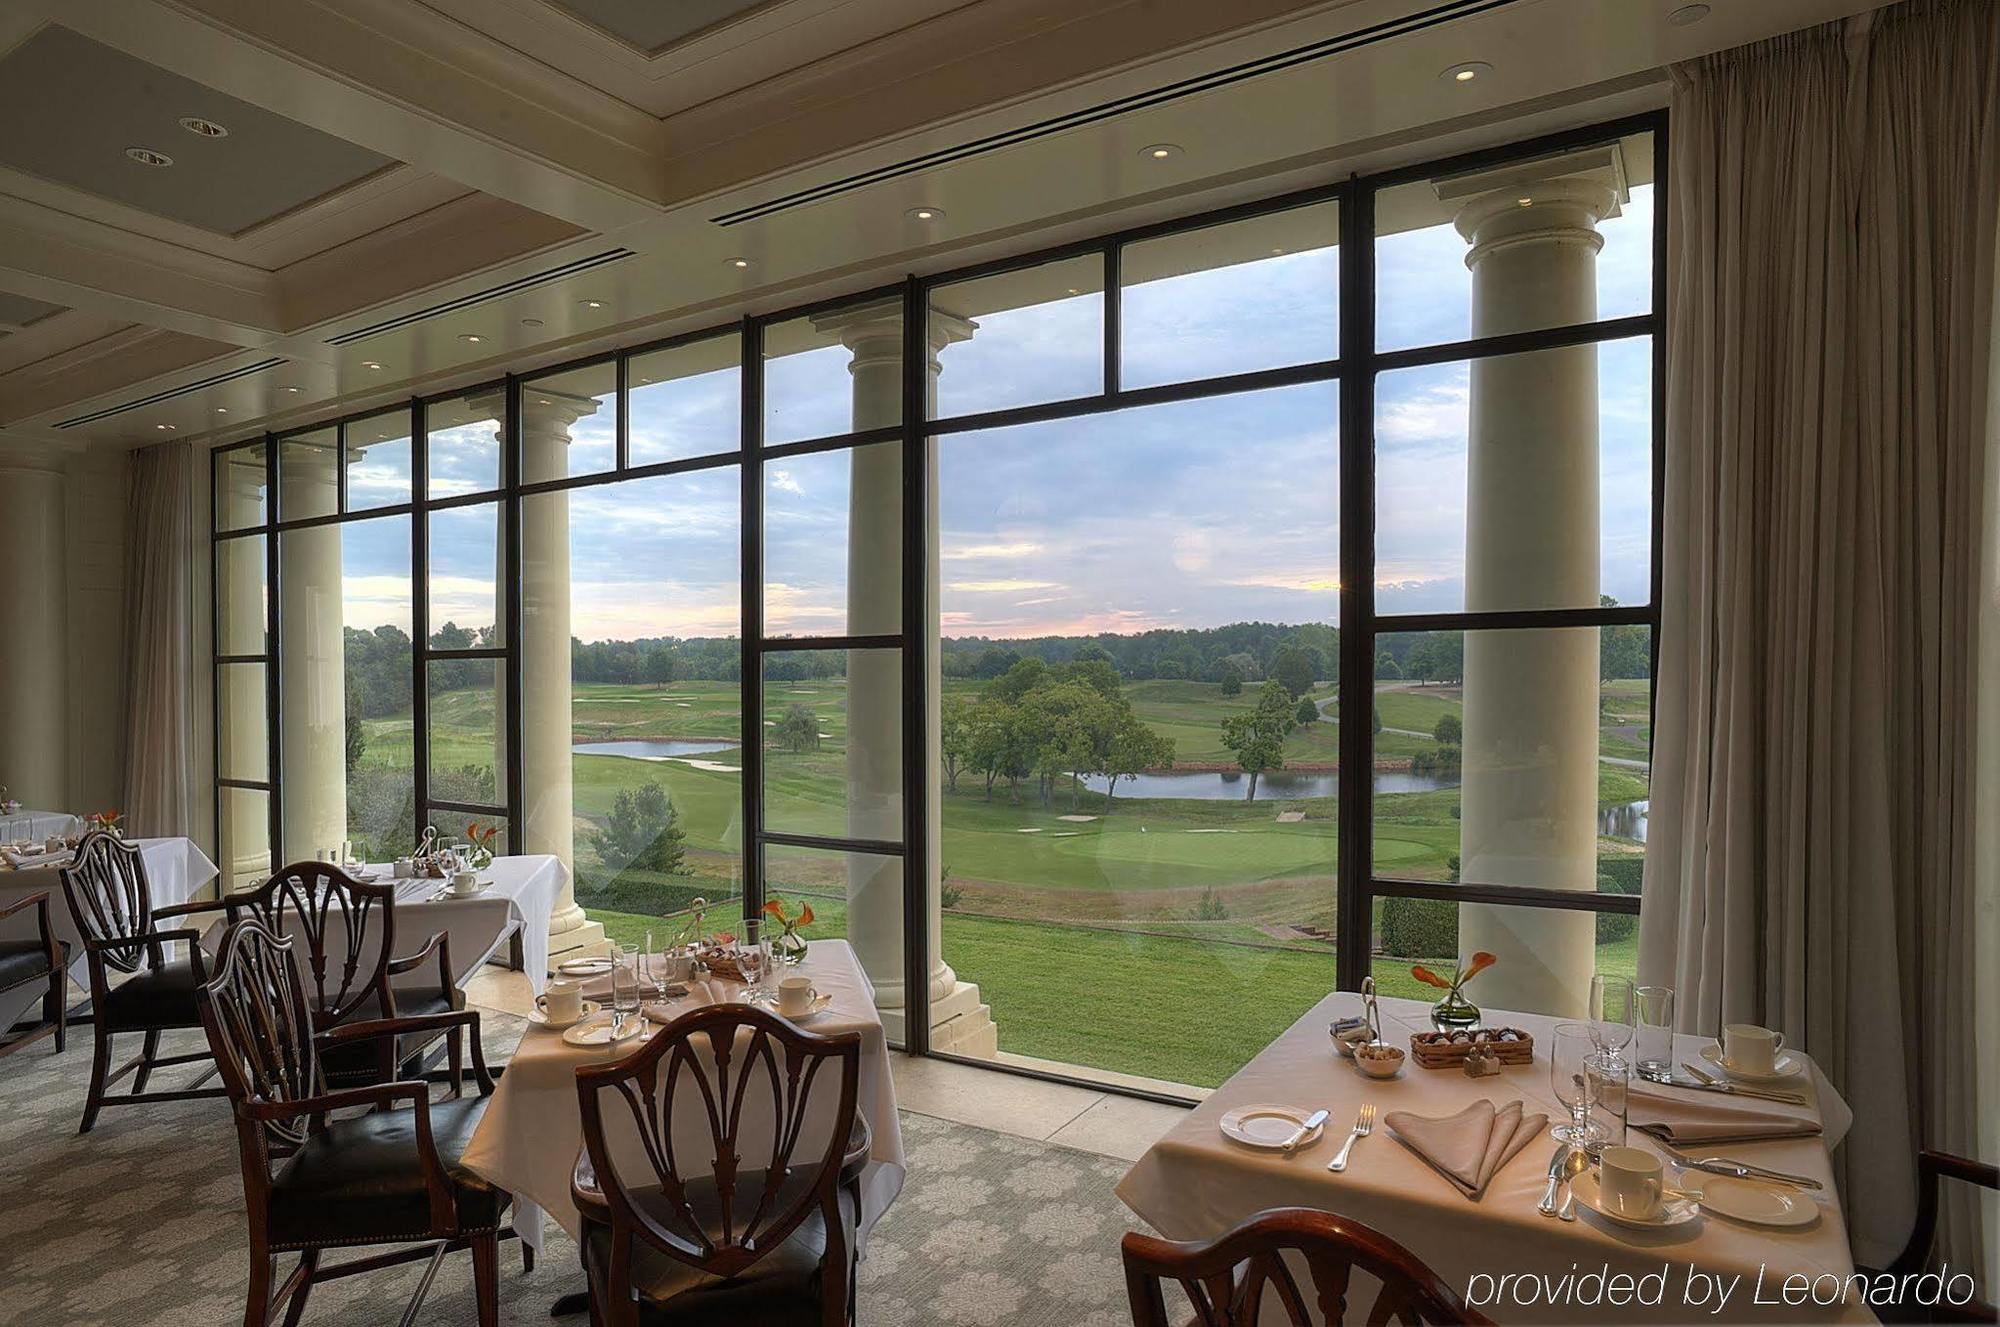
0, 324, 243, 426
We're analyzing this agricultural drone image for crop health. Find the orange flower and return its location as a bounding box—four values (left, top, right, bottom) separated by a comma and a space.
1461, 950, 1497, 984
1410, 964, 1452, 989
798, 903, 814, 927
763, 898, 785, 918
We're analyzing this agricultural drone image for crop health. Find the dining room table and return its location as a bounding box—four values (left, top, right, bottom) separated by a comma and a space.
1117, 990, 1870, 1325
0, 808, 82, 844
460, 937, 906, 1267
0, 835, 218, 1032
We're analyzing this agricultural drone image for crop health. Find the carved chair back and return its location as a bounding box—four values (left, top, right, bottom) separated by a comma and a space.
1122, 1207, 1493, 1327
59, 831, 158, 974
575, 1002, 861, 1282
225, 862, 399, 1030
196, 918, 326, 1156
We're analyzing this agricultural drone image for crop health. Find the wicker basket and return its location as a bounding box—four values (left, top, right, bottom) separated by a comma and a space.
1408, 1027, 1535, 1069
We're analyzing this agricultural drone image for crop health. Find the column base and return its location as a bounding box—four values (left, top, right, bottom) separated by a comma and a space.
880, 979, 998, 1058
545, 918, 609, 966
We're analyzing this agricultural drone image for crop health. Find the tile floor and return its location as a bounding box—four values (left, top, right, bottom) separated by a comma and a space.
460, 965, 1191, 1163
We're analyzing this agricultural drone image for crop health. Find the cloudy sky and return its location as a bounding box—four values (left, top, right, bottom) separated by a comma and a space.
332, 183, 1653, 644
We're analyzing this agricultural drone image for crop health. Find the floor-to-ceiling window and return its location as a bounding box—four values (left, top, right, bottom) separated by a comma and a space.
210, 112, 1661, 1102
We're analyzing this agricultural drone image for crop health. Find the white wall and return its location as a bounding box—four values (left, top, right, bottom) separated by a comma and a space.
62, 447, 130, 814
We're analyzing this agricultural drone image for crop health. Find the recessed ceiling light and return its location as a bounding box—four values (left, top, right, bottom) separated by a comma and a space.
1140, 144, 1182, 161
178, 116, 228, 138
520, 317, 544, 328
1517, 196, 1533, 207
215, 407, 229, 414
360, 360, 383, 370
727, 257, 750, 269
579, 299, 608, 310
1667, 3, 1710, 25
458, 333, 484, 344
1270, 247, 1285, 256
1441, 61, 1493, 84
282, 386, 301, 394
125, 146, 172, 167
905, 206, 944, 221
155, 422, 175, 431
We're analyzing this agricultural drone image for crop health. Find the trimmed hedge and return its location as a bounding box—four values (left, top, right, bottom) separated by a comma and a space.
1378, 895, 1457, 961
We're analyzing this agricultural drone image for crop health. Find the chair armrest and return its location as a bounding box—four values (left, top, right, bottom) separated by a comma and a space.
385, 931, 456, 1005
0, 891, 61, 970
82, 925, 207, 975
0, 889, 51, 924
153, 896, 239, 922
320, 1009, 494, 1094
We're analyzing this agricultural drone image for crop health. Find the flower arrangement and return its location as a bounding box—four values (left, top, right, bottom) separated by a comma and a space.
763, 896, 816, 965
1412, 950, 1496, 1029
86, 809, 124, 837
0, 785, 18, 814
464, 822, 501, 868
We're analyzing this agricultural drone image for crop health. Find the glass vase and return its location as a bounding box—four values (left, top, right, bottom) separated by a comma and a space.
774, 929, 808, 966
1430, 989, 1481, 1029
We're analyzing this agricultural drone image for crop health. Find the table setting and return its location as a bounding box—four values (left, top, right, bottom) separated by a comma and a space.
1117, 965, 1864, 1324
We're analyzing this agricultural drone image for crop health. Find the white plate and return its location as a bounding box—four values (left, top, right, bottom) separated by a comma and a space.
562, 1016, 649, 1047
527, 1000, 600, 1030
1684, 1175, 1820, 1228
1572, 1170, 1700, 1229
1219, 1104, 1325, 1151
1699, 1043, 1805, 1085
558, 957, 615, 977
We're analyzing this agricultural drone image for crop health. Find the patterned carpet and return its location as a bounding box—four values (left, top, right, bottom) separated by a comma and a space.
0, 1019, 1146, 1326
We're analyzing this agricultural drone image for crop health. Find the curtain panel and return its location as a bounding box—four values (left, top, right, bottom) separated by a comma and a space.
121, 441, 195, 838
1644, 0, 1998, 1272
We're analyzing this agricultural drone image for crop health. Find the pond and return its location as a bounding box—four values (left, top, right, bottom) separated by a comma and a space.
573, 739, 738, 760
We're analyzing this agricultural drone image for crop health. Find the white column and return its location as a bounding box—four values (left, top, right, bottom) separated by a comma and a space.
1443, 150, 1624, 1017
512, 388, 606, 955
278, 447, 347, 860
0, 459, 69, 810
815, 301, 984, 1036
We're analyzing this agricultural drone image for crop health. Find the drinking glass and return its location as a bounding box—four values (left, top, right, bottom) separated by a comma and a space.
739, 917, 769, 999
1584, 1051, 1629, 1156
609, 942, 639, 1038
1589, 974, 1636, 1062
641, 929, 655, 991
1550, 1022, 1601, 1143
1635, 985, 1675, 1082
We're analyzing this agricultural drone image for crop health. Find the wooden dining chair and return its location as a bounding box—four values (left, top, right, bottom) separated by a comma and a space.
59, 829, 230, 1132
0, 888, 67, 1058
197, 916, 517, 1327
222, 861, 461, 1087
1122, 1207, 1494, 1327
1874, 1149, 1998, 1324
570, 1003, 866, 1327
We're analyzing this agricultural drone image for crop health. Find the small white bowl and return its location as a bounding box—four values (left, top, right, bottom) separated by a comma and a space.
1353, 1045, 1406, 1079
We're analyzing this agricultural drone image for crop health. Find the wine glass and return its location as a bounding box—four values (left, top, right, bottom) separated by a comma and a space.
1550, 1022, 1601, 1143
1589, 974, 1637, 1062
608, 942, 639, 1038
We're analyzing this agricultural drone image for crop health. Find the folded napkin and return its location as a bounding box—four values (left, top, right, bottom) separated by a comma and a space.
1385, 1098, 1548, 1201
1628, 1084, 1821, 1145
0, 845, 65, 868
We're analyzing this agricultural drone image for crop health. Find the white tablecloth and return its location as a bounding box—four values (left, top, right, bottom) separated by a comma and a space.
462, 939, 905, 1255
0, 809, 81, 843
0, 837, 218, 1029
1117, 992, 1867, 1325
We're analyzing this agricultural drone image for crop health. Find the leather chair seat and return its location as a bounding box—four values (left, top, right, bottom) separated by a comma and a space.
0, 938, 65, 990
267, 1095, 502, 1248
582, 1171, 858, 1327
100, 958, 203, 1029
317, 988, 457, 1082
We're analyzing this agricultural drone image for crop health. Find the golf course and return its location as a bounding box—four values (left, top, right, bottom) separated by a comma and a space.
350, 633, 1649, 1089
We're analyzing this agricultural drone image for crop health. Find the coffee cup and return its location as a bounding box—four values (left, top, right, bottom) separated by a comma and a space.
450, 870, 482, 897
1722, 1023, 1785, 1074
537, 979, 583, 1027
776, 975, 817, 1017
392, 857, 414, 879
1598, 1145, 1664, 1220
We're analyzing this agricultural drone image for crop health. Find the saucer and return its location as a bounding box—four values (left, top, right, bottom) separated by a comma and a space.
1219, 1105, 1325, 1151
558, 957, 615, 977
1699, 1043, 1804, 1085
528, 1000, 600, 1030
1572, 1170, 1700, 1229
1681, 1175, 1819, 1228
773, 993, 834, 1021
562, 1016, 649, 1047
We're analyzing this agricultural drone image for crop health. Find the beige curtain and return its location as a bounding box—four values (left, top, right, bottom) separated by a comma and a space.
122, 441, 195, 838
1642, 0, 1999, 1273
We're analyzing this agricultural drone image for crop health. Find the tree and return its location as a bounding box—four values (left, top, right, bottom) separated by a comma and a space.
1294, 695, 1320, 725
1376, 651, 1403, 681
1101, 709, 1173, 812
642, 647, 676, 688
1271, 644, 1316, 699
1218, 665, 1244, 697
773, 703, 820, 753
344, 680, 366, 776
973, 647, 1019, 679
1433, 713, 1463, 745
1220, 680, 1296, 801
939, 695, 972, 792
988, 656, 1049, 704
588, 782, 688, 876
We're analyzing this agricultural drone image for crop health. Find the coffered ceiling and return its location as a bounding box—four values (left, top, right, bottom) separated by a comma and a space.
0, 0, 1885, 457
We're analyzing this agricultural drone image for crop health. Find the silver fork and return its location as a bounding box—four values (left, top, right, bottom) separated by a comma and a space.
1326, 1103, 1375, 1172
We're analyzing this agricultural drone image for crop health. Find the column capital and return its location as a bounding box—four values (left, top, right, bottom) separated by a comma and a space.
466, 386, 603, 440
1437, 142, 1627, 267
813, 297, 975, 373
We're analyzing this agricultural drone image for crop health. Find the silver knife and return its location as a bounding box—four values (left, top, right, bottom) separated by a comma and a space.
1677, 1157, 1824, 1190
1283, 1109, 1330, 1155
1680, 1061, 1808, 1105
1538, 1145, 1570, 1217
